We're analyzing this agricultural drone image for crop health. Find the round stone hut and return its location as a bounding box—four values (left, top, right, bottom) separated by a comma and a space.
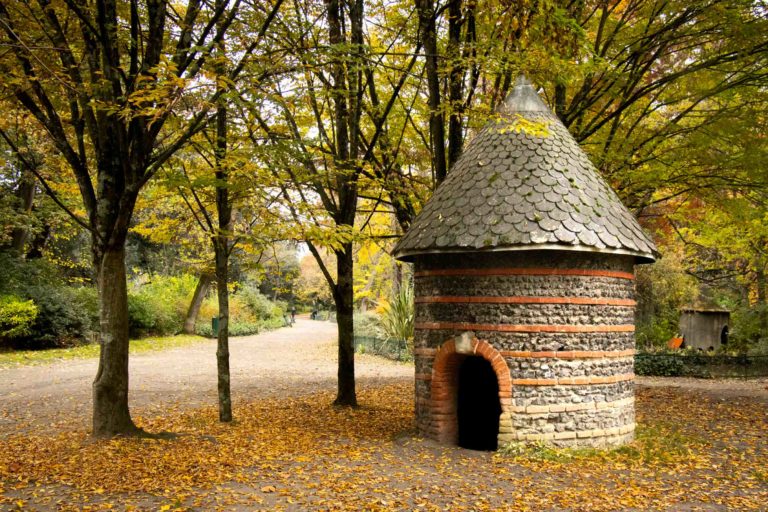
393, 77, 657, 450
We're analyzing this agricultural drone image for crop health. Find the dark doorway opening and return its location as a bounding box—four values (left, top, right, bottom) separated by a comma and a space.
721, 325, 729, 346
457, 356, 501, 451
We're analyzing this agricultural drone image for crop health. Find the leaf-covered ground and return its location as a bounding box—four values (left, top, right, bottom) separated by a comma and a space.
1, 381, 766, 511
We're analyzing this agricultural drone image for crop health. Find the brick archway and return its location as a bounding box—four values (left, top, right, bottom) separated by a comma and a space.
430, 336, 512, 444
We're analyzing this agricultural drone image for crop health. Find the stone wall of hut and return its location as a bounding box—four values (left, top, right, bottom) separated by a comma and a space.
413, 251, 637, 447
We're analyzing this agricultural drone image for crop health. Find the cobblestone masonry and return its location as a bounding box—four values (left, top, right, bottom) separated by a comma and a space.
416, 303, 636, 326
413, 252, 639, 447
417, 330, 636, 352
416, 275, 636, 299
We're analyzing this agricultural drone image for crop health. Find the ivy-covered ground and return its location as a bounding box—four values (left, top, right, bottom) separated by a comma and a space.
1, 380, 766, 511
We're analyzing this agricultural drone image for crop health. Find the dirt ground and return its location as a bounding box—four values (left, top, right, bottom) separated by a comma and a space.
0, 319, 410, 435
1, 321, 766, 511
636, 375, 768, 403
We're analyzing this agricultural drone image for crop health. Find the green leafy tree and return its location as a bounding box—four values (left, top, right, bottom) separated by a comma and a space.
406, 0, 767, 212
652, 85, 768, 347
0, 0, 278, 436
635, 247, 698, 348
242, 0, 426, 406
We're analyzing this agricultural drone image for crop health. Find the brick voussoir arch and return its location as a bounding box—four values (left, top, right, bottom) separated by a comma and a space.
430, 335, 512, 444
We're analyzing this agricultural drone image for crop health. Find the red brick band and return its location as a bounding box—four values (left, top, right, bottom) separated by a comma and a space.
415, 322, 635, 333
512, 373, 635, 386
502, 349, 635, 359
415, 348, 635, 359
415, 296, 636, 306
414, 268, 635, 280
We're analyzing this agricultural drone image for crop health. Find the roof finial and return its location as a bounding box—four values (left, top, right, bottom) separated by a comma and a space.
497, 74, 550, 114
514, 74, 533, 87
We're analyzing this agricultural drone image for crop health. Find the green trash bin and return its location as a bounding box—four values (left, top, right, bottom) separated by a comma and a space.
211, 317, 219, 336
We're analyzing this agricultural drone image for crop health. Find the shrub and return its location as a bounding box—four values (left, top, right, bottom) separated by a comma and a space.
198, 285, 281, 326
193, 286, 285, 338
354, 311, 381, 337
747, 337, 768, 356
0, 253, 39, 293
238, 284, 284, 321
635, 353, 685, 377
71, 286, 99, 329
195, 320, 262, 338
0, 254, 99, 348
195, 320, 214, 338
259, 315, 285, 330
127, 275, 196, 337
635, 321, 677, 351
20, 284, 95, 348
377, 281, 414, 343
229, 321, 262, 336
127, 294, 159, 336
728, 302, 768, 353
0, 295, 38, 340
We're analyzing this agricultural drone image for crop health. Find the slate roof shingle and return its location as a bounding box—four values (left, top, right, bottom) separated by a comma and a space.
393, 76, 658, 263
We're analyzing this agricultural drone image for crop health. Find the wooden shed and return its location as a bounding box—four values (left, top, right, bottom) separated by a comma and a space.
679, 308, 730, 351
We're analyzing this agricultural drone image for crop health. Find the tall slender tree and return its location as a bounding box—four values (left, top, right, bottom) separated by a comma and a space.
239, 0, 422, 405
213, 0, 234, 422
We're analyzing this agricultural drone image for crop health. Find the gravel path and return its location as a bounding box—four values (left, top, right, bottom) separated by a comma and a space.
636, 375, 768, 403
0, 319, 411, 434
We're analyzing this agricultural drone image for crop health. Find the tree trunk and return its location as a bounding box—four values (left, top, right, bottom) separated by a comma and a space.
323, 0, 359, 407
446, 0, 464, 171
92, 245, 139, 437
334, 243, 357, 406
416, 0, 447, 185
215, 240, 232, 422
10, 169, 35, 256
393, 256, 402, 290
213, 1, 232, 421
183, 273, 213, 334
555, 83, 568, 121
756, 266, 768, 334
24, 223, 49, 259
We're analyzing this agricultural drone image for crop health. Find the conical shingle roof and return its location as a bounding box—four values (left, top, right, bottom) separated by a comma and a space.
393, 76, 657, 263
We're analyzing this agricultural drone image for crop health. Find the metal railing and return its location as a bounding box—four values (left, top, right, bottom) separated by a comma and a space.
635, 352, 768, 379
354, 335, 411, 362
